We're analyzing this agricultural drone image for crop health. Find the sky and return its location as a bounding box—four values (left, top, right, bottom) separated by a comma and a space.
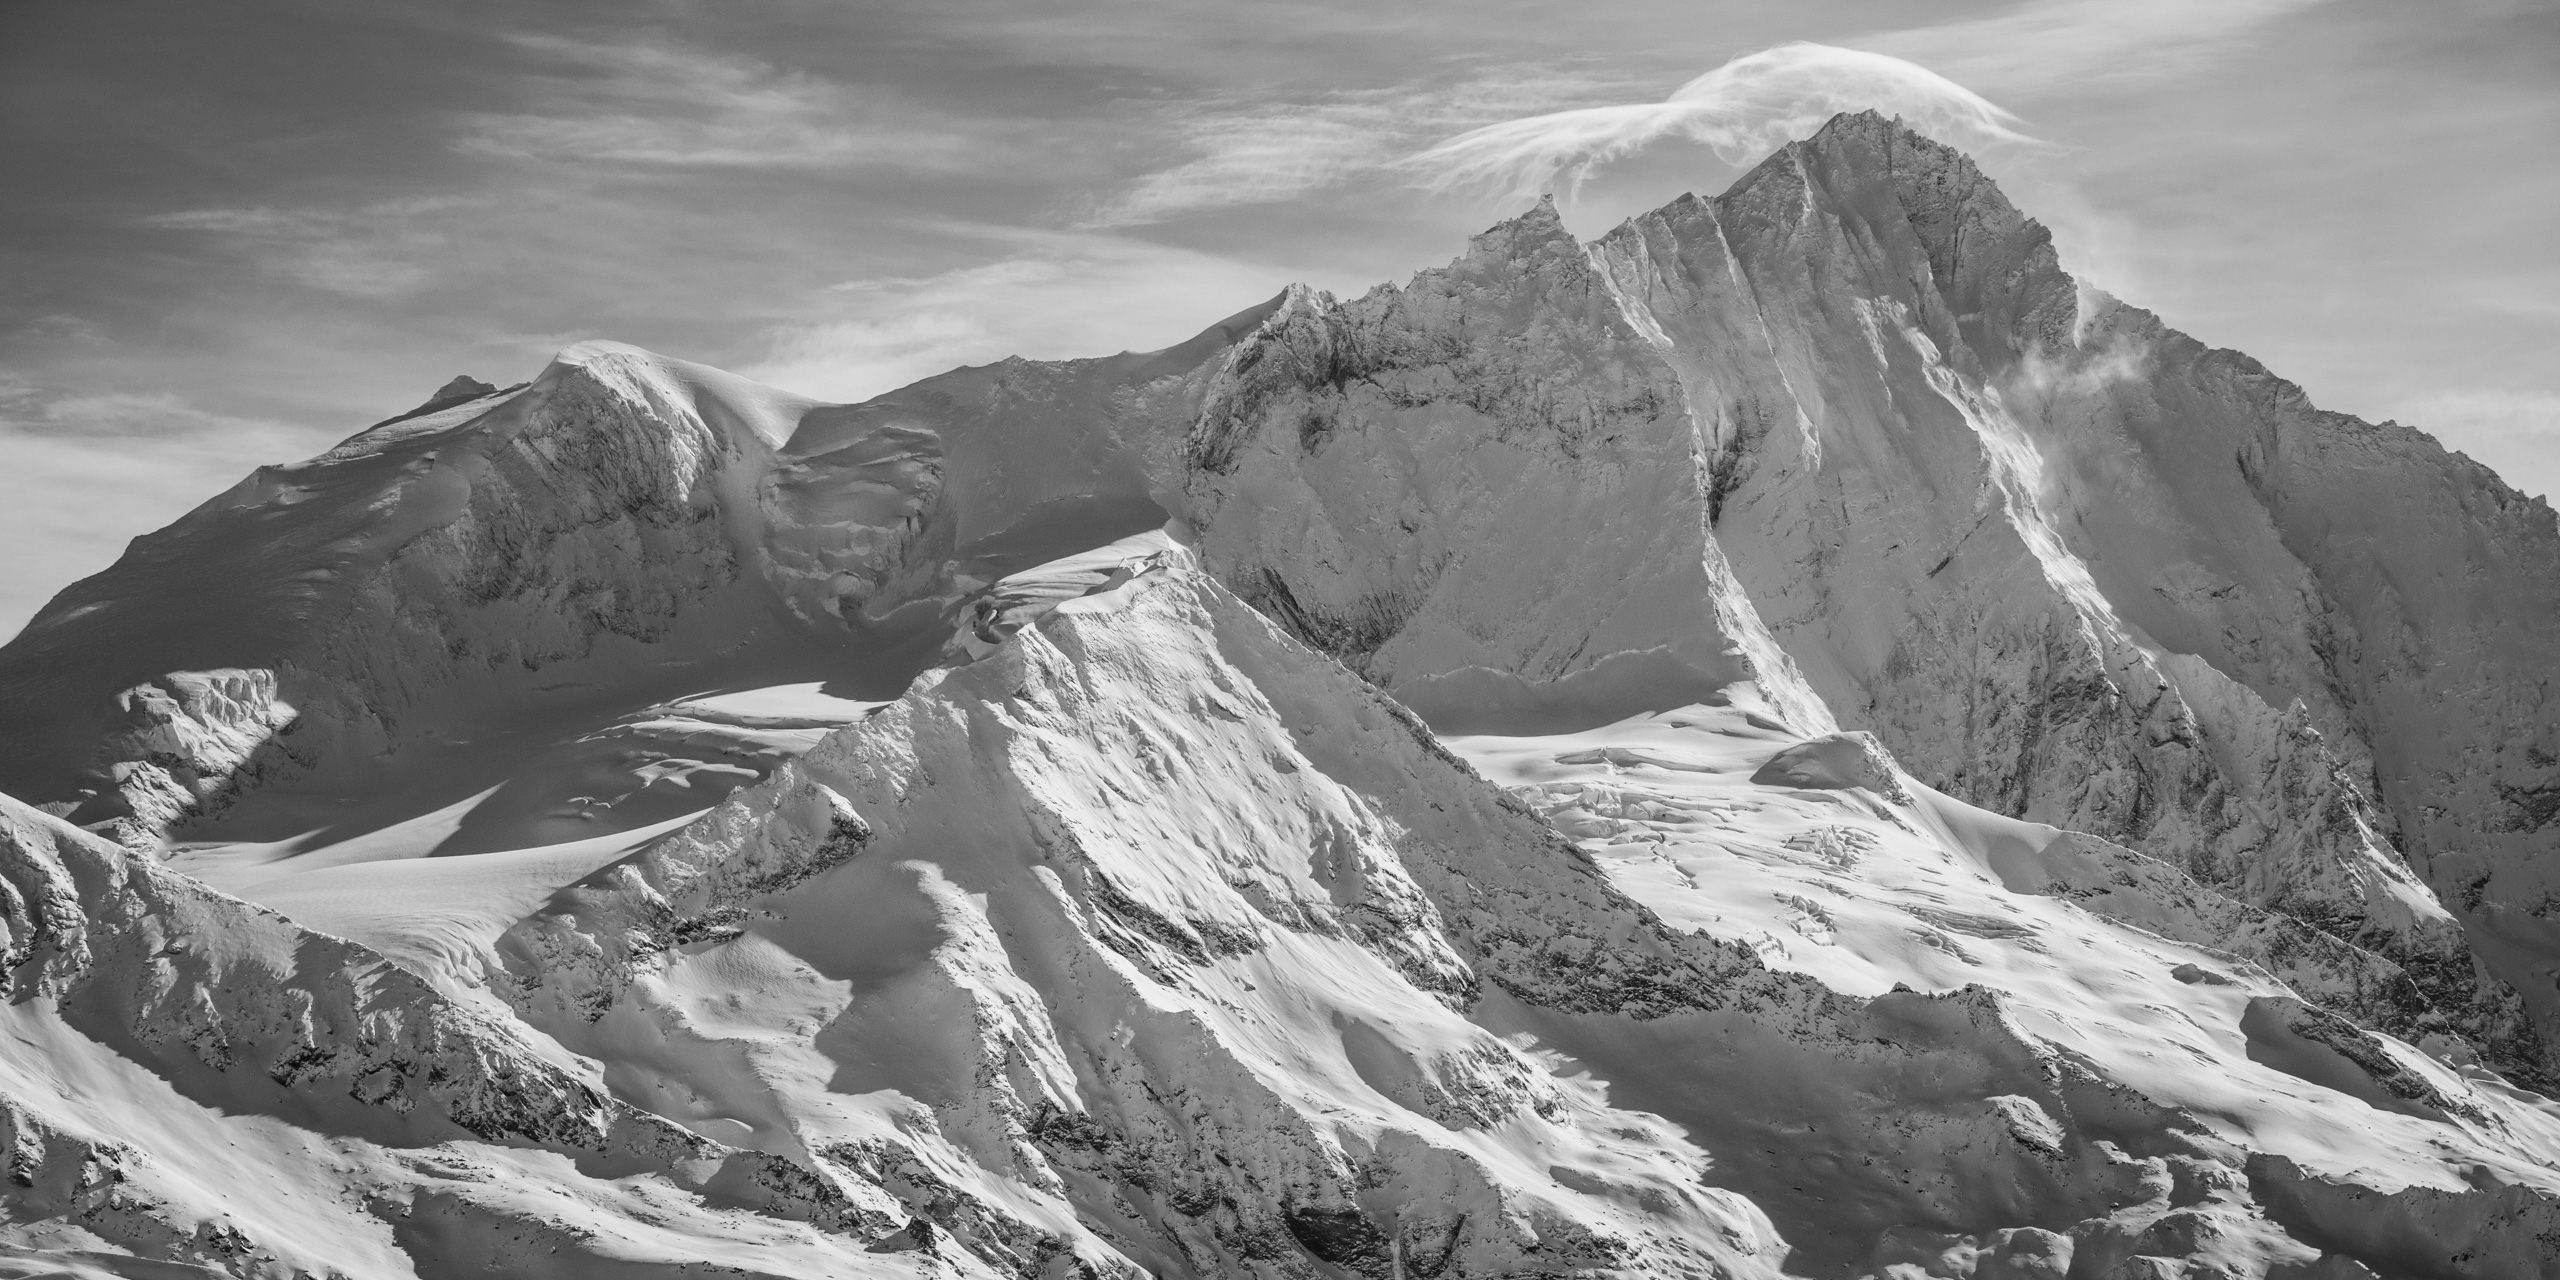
2, 0, 2555, 637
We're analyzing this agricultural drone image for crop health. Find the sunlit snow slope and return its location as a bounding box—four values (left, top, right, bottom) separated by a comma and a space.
3, 112, 2559, 1279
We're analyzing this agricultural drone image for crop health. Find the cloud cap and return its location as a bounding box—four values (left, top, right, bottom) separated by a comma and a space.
1404, 41, 2032, 199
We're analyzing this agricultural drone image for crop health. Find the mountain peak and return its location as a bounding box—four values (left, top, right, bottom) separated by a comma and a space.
1702, 107, 2059, 351
1471, 192, 1570, 246
369, 373, 503, 429
1447, 192, 1584, 285
1789, 109, 2013, 225
1803, 108, 1976, 169
431, 374, 497, 402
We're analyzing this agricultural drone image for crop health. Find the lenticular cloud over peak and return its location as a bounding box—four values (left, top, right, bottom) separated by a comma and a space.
1406, 41, 2032, 198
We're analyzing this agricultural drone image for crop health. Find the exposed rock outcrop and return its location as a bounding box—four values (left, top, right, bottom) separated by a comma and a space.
1149, 112, 2556, 1088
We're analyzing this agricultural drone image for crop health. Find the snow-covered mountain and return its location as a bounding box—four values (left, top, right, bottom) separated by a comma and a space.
3, 111, 2559, 1278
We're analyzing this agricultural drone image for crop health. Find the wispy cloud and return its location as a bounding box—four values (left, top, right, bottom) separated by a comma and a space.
1089, 71, 1620, 225
141, 199, 458, 298
741, 236, 1293, 401
1403, 43, 2031, 200
1093, 109, 1401, 226
1118, 5, 2326, 225
458, 34, 968, 170
0, 376, 295, 440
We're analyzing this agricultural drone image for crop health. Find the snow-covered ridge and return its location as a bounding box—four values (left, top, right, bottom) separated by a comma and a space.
2, 111, 2559, 1277
0, 793, 969, 1277
461, 556, 2560, 1276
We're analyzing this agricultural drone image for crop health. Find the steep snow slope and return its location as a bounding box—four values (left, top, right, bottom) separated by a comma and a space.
1155, 112, 2560, 1089
1171, 219, 1827, 738
33, 526, 2560, 1277
0, 324, 1257, 991
0, 290, 1297, 829
0, 342, 833, 845
1450, 709, 2560, 1259
1590, 116, 2499, 1045
1592, 115, 2560, 1086
0, 792, 975, 1277
490, 546, 2560, 1277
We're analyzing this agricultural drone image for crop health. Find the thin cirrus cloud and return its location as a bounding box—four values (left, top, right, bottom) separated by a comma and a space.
1087, 72, 1624, 226
1088, 108, 1404, 226
456, 34, 969, 169
1086, 43, 2030, 225
0, 378, 292, 441
742, 236, 1297, 403
139, 199, 460, 298
1093, 2, 2329, 226
1401, 42, 2033, 200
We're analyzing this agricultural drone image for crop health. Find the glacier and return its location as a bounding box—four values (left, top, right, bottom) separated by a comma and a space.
0, 111, 2557, 1278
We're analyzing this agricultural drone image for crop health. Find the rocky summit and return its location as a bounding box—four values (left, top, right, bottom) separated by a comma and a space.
3, 112, 2559, 1279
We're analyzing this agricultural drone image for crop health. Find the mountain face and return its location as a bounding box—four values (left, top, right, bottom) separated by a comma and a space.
3, 111, 2559, 1279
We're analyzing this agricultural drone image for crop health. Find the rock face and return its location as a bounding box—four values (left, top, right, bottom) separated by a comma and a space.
1587, 118, 2533, 1064
1153, 113, 2558, 1089
1171, 206, 1821, 737
3, 112, 2560, 1278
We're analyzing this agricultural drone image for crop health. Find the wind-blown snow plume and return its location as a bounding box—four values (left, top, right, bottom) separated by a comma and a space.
1405, 42, 2031, 198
